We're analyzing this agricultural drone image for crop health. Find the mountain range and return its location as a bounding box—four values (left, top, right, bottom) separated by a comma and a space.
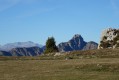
0, 41, 43, 51
0, 34, 98, 56
58, 34, 98, 52
0, 47, 43, 56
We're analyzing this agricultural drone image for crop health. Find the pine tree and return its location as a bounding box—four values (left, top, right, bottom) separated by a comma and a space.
44, 37, 59, 54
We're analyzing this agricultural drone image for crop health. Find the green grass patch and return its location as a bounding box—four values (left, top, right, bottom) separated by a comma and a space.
1, 59, 119, 80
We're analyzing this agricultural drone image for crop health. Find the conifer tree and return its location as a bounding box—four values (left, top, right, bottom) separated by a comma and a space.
44, 37, 59, 54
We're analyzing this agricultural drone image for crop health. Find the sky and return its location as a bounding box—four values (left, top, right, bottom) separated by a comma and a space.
0, 0, 119, 45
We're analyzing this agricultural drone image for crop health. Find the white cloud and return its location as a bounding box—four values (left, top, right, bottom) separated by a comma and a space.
0, 0, 39, 12
16, 7, 57, 18
0, 0, 59, 18
0, 0, 20, 12
20, 0, 39, 4
110, 0, 119, 16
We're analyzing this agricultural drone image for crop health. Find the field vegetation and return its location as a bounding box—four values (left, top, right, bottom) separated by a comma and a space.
0, 49, 119, 80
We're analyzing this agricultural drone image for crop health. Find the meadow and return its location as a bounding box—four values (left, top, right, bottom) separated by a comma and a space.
0, 49, 119, 80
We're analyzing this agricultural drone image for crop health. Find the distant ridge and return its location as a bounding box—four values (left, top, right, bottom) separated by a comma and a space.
0, 47, 43, 56
0, 41, 43, 51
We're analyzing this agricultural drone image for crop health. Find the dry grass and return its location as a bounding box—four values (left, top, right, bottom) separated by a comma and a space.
0, 58, 119, 80
1, 49, 119, 80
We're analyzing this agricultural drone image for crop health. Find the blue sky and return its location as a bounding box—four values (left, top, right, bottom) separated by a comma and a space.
0, 0, 119, 45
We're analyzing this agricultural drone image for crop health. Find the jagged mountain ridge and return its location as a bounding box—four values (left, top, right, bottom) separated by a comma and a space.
0, 47, 43, 56
83, 41, 98, 50
0, 34, 98, 56
0, 41, 43, 51
58, 34, 98, 52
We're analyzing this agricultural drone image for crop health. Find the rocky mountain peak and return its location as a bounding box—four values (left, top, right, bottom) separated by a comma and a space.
73, 34, 81, 38
71, 34, 83, 42
58, 34, 98, 52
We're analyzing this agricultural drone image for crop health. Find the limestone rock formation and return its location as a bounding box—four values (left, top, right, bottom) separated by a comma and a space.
98, 28, 119, 49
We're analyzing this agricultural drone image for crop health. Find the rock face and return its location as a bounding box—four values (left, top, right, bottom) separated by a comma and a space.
0, 41, 42, 51
0, 51, 12, 56
98, 28, 119, 49
58, 34, 98, 52
83, 41, 98, 50
0, 47, 43, 56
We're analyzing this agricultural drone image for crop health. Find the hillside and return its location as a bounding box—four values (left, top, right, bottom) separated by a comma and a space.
1, 49, 119, 60
0, 47, 43, 56
0, 49, 119, 80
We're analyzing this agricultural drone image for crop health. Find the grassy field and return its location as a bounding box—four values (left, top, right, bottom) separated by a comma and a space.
1, 49, 119, 80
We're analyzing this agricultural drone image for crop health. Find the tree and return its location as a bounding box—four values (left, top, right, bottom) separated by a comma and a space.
44, 37, 59, 54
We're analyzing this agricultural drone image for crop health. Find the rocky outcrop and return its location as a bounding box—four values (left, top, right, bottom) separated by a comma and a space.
98, 28, 119, 49
0, 47, 43, 56
58, 34, 98, 52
